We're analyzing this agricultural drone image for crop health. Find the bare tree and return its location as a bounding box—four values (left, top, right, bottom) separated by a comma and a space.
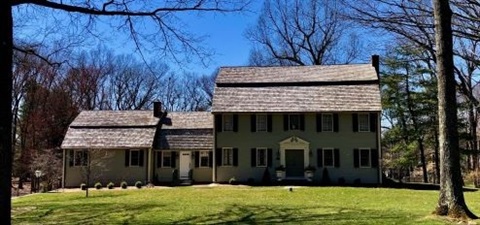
246, 0, 362, 66
432, 0, 477, 219
2, 1, 250, 222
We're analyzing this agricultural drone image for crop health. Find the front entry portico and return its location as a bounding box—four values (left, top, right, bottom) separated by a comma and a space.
279, 136, 310, 179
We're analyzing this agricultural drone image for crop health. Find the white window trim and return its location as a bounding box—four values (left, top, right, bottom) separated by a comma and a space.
289, 114, 301, 130
161, 150, 172, 168
256, 147, 268, 167
199, 150, 210, 168
222, 147, 233, 167
256, 114, 268, 132
129, 149, 141, 167
73, 149, 88, 167
223, 114, 234, 132
358, 113, 370, 132
322, 148, 335, 168
322, 113, 334, 132
359, 148, 371, 168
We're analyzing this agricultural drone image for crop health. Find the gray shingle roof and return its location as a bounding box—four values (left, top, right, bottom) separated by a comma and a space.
212, 64, 381, 113
70, 110, 158, 127
212, 85, 381, 112
62, 110, 160, 149
161, 112, 212, 129
157, 129, 213, 150
216, 64, 378, 84
157, 112, 213, 150
61, 127, 157, 149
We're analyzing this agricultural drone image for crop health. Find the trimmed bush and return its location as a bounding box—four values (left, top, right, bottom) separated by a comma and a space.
107, 182, 114, 189
80, 183, 86, 190
321, 168, 331, 185
120, 181, 128, 189
94, 182, 103, 190
228, 177, 237, 185
338, 177, 346, 185
135, 181, 143, 189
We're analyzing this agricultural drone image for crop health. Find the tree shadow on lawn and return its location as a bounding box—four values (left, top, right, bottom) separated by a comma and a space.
169, 204, 430, 225
13, 202, 167, 224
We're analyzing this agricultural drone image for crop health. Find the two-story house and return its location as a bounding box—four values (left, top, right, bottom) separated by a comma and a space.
211, 57, 382, 184
61, 56, 382, 187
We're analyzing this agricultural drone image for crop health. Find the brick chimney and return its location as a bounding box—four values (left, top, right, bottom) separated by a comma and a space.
153, 101, 163, 118
371, 55, 379, 75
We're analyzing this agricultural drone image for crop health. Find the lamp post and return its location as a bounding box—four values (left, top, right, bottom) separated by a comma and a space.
34, 170, 42, 193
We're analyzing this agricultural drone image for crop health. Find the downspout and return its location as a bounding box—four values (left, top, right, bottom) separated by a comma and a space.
62, 149, 66, 189
147, 147, 152, 183
212, 113, 217, 183
377, 111, 382, 184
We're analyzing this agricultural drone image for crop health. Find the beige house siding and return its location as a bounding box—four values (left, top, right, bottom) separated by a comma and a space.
215, 113, 379, 184
64, 149, 148, 187
153, 150, 213, 183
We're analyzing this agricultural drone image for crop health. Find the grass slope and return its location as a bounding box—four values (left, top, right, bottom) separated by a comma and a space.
12, 186, 480, 224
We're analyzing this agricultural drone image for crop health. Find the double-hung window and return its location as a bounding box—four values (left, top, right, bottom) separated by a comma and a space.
289, 115, 300, 130
222, 147, 233, 166
162, 151, 172, 168
322, 114, 333, 132
129, 149, 141, 167
323, 148, 334, 167
223, 114, 234, 131
256, 115, 267, 132
358, 113, 370, 132
74, 150, 88, 166
199, 151, 209, 167
359, 148, 371, 167
256, 148, 267, 167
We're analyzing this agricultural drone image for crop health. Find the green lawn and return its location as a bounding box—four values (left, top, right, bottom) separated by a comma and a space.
12, 186, 480, 224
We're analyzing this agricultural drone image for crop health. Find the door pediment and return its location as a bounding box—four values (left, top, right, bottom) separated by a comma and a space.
279, 136, 309, 147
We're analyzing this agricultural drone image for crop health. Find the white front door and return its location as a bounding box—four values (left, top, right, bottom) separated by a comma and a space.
179, 151, 191, 180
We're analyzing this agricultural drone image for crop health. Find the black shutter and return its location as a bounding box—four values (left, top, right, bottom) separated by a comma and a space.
251, 114, 256, 132
317, 148, 323, 167
333, 114, 339, 132
216, 148, 222, 166
371, 149, 378, 168
267, 115, 273, 132
370, 113, 377, 132
209, 151, 213, 167
316, 114, 322, 132
156, 151, 162, 168
233, 114, 239, 132
125, 150, 130, 167
69, 150, 74, 167
267, 148, 273, 168
283, 114, 289, 131
334, 148, 340, 168
139, 150, 144, 167
251, 148, 256, 167
300, 114, 305, 131
233, 148, 239, 166
215, 114, 222, 132
352, 114, 358, 132
353, 149, 359, 168
171, 151, 176, 168
195, 151, 200, 168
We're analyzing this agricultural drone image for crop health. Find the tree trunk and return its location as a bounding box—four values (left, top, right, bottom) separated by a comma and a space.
0, 1, 13, 224
434, 123, 440, 184
433, 0, 477, 219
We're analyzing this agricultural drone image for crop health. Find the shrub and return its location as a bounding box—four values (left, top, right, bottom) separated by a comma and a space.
80, 183, 86, 190
120, 181, 128, 189
321, 168, 331, 185
135, 181, 143, 189
354, 178, 362, 186
94, 182, 103, 190
107, 182, 114, 189
228, 177, 237, 185
338, 177, 346, 185
261, 167, 271, 185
